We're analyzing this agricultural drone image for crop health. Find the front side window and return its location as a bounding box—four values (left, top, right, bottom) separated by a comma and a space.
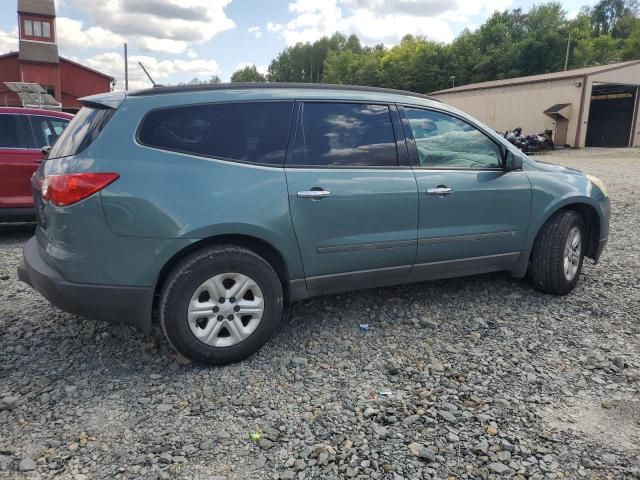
291, 102, 398, 167
138, 102, 294, 166
30, 116, 70, 147
0, 114, 32, 148
404, 107, 502, 169
24, 19, 33, 36
33, 20, 42, 37
42, 21, 51, 38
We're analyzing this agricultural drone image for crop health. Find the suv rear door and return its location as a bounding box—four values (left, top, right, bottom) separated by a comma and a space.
0, 113, 39, 209
285, 101, 418, 291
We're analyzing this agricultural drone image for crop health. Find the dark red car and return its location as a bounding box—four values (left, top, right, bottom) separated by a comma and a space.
0, 107, 73, 221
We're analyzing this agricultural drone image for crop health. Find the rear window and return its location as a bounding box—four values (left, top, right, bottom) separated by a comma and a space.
137, 101, 294, 166
49, 107, 113, 158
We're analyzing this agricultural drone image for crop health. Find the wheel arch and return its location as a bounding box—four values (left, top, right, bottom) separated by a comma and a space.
152, 234, 293, 321
530, 200, 601, 261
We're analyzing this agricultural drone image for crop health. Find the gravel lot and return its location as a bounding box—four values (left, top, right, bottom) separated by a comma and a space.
1, 147, 639, 479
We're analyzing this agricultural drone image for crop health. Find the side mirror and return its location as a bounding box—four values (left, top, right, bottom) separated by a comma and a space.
41, 146, 51, 156
505, 150, 523, 171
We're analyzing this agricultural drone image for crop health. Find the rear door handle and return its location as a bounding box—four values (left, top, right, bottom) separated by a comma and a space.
298, 189, 331, 199
426, 186, 453, 195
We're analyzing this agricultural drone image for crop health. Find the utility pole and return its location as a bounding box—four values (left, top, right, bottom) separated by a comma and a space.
124, 43, 129, 91
564, 31, 571, 71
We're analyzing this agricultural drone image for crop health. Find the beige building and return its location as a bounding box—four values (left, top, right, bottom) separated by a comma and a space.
431, 60, 640, 148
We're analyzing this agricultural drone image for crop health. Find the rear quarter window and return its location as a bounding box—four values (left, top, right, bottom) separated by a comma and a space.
137, 101, 294, 166
48, 107, 113, 159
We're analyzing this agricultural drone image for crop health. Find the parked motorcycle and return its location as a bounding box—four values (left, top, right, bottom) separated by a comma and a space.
502, 128, 554, 154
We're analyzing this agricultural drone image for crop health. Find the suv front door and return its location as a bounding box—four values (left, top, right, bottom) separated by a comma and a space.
400, 106, 531, 273
285, 101, 418, 292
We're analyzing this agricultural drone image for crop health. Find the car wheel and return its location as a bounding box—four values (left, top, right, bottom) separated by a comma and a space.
160, 245, 283, 365
530, 210, 585, 295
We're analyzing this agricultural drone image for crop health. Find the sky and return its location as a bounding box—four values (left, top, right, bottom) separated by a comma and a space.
0, 0, 596, 90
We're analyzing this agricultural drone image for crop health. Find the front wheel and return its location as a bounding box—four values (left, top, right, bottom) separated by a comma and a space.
160, 245, 283, 365
530, 210, 585, 295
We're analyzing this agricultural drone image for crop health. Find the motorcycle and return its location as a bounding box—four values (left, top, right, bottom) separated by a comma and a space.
502, 128, 554, 154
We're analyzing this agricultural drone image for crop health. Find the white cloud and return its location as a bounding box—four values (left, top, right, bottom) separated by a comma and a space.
85, 51, 220, 91
248, 26, 263, 39
66, 0, 235, 53
57, 17, 125, 50
0, 27, 18, 54
267, 0, 513, 46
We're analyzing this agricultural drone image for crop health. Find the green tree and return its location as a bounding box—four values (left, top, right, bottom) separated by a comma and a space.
573, 34, 620, 64
621, 17, 640, 57
261, 1, 638, 93
591, 0, 638, 35
186, 76, 221, 85
267, 33, 352, 82
230, 65, 267, 82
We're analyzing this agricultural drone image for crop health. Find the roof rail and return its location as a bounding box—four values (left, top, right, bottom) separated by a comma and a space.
128, 82, 440, 102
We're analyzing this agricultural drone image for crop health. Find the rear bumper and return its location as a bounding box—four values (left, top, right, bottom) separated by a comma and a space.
18, 237, 153, 331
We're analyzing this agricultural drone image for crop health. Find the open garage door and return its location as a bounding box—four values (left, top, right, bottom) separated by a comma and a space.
586, 84, 637, 147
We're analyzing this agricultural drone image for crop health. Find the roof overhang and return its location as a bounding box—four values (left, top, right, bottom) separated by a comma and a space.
543, 103, 572, 120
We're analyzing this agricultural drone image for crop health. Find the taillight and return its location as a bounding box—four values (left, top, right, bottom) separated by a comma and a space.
42, 172, 119, 206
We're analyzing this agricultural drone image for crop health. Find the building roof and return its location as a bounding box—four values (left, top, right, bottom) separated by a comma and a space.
18, 0, 55, 16
0, 51, 113, 81
19, 40, 58, 63
431, 60, 640, 95
59, 57, 114, 81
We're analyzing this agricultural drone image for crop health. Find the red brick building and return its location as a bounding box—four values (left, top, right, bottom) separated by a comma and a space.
0, 0, 114, 112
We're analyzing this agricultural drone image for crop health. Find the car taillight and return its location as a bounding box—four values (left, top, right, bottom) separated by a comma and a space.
42, 172, 119, 206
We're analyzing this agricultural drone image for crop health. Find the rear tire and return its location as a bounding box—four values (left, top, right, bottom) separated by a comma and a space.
530, 210, 585, 295
160, 245, 283, 365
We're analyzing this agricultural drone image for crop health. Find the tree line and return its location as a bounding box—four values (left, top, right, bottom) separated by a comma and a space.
229, 0, 640, 92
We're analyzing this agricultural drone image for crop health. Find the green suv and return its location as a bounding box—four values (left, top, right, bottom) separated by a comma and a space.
18, 84, 610, 365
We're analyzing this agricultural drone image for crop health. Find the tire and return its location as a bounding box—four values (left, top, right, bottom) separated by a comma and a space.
530, 210, 585, 295
160, 245, 283, 365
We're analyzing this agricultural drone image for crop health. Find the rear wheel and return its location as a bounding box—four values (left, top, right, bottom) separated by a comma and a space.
530, 210, 585, 295
160, 245, 283, 365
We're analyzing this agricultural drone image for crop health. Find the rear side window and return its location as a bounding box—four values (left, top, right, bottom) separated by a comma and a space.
0, 114, 32, 148
49, 107, 113, 159
138, 102, 294, 166
290, 102, 398, 167
30, 115, 70, 147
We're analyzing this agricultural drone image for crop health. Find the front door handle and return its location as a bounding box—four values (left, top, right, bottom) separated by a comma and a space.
426, 186, 453, 195
298, 189, 331, 199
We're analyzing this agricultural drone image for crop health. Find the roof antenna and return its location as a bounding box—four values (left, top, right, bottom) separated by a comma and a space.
138, 62, 161, 88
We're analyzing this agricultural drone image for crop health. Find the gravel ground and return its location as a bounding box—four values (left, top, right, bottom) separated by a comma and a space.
1, 147, 639, 480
